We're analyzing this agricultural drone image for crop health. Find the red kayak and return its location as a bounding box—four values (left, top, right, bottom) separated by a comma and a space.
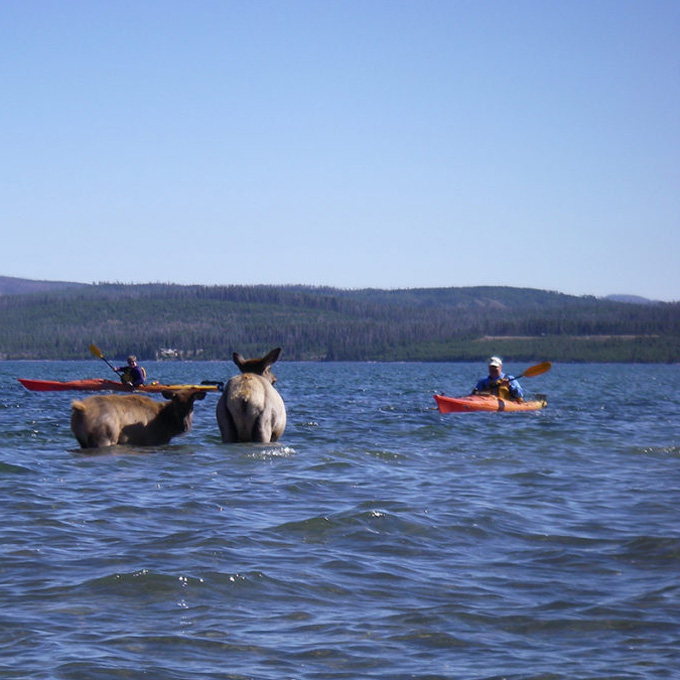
18, 378, 218, 393
434, 393, 547, 413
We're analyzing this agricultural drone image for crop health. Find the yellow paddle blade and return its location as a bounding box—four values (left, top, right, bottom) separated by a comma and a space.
89, 343, 104, 359
521, 361, 551, 379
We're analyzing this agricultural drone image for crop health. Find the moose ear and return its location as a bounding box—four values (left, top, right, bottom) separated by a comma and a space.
264, 347, 282, 366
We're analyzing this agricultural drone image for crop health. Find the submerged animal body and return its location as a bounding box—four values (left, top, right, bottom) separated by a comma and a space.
70, 390, 206, 448
216, 348, 286, 443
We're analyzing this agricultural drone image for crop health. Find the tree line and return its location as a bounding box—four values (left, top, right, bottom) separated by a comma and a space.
1, 283, 678, 362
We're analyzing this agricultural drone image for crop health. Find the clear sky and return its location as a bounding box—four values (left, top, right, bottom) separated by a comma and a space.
2, 1, 678, 300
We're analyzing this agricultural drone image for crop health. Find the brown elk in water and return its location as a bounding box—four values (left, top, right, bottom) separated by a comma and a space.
70, 390, 206, 448
216, 348, 286, 443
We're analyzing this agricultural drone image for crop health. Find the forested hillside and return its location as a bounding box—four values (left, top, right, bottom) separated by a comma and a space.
1, 281, 679, 362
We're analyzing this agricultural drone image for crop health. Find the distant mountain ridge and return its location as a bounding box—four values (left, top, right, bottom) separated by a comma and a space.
0, 275, 89, 296
604, 294, 657, 305
0, 275, 661, 304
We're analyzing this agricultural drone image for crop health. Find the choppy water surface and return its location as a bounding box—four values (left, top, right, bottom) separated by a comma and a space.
1, 360, 678, 679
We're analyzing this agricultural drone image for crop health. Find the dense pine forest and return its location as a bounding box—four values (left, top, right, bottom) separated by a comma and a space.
1, 278, 678, 362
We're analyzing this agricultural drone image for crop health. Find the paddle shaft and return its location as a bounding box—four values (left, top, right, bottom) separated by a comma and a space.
89, 344, 120, 376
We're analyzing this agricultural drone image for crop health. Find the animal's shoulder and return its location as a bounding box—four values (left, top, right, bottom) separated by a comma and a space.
226, 373, 269, 399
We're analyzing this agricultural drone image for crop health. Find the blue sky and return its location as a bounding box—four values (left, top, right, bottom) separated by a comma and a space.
2, 1, 678, 300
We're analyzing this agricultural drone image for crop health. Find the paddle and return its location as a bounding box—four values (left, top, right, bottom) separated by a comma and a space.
512, 361, 551, 380
88, 343, 120, 377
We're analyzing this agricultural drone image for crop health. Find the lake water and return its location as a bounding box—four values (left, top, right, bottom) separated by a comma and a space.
1, 360, 678, 679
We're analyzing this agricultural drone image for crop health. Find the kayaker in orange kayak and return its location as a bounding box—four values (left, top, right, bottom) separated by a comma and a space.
115, 355, 146, 387
473, 356, 523, 401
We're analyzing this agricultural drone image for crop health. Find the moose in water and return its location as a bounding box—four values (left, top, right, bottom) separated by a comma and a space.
216, 347, 286, 443
70, 390, 207, 449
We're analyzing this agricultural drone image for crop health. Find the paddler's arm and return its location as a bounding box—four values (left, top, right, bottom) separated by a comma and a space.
472, 377, 487, 395
502, 375, 524, 400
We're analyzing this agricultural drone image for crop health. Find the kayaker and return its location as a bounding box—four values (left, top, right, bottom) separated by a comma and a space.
473, 356, 523, 401
115, 355, 146, 387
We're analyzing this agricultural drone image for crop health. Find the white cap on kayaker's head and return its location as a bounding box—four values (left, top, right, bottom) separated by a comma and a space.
489, 356, 502, 368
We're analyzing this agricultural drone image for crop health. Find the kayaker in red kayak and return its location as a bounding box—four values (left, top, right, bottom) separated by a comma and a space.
473, 356, 523, 401
115, 355, 146, 387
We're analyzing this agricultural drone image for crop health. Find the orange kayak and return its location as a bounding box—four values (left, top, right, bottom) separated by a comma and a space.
434, 393, 547, 413
18, 378, 218, 393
